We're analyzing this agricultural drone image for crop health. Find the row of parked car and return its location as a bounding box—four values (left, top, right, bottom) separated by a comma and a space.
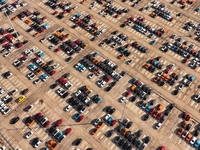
150, 2, 174, 22
176, 112, 200, 149
161, 35, 200, 69
97, 1, 129, 19
0, 27, 28, 57
70, 13, 106, 40
1, 1, 27, 16
112, 120, 151, 150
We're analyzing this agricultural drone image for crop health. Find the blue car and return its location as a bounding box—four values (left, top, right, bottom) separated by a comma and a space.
73, 113, 81, 121
194, 139, 200, 148
150, 40, 156, 45
131, 78, 138, 84
145, 105, 151, 112
37, 51, 45, 57
95, 97, 102, 104
55, 131, 63, 139
107, 116, 114, 124
75, 13, 81, 18
28, 63, 35, 69
145, 5, 151, 10
148, 33, 154, 38
93, 52, 99, 57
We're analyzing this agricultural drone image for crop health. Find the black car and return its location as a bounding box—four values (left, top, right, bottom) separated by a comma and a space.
4, 97, 13, 104
12, 117, 20, 124
113, 136, 120, 144
144, 136, 151, 144
136, 130, 143, 137
3, 71, 12, 78
118, 139, 125, 147
73, 138, 82, 146
105, 130, 114, 137
21, 88, 29, 95
126, 121, 133, 128
125, 131, 131, 139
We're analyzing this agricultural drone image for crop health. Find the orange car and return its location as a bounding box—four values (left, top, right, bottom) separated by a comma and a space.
121, 128, 128, 135
27, 118, 35, 126
65, 33, 70, 38
177, 128, 184, 135
97, 121, 104, 128
91, 128, 98, 135
35, 69, 43, 75
33, 32, 39, 37
12, 16, 18, 21
145, 63, 151, 69
152, 110, 158, 118
185, 133, 192, 141
157, 104, 164, 110
130, 85, 137, 91
181, 121, 187, 129
48, 140, 58, 150
118, 54, 124, 60
80, 0, 86, 4
153, 76, 159, 83
25, 18, 33, 25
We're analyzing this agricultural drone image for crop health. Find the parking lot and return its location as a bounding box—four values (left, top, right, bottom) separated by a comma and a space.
0, 0, 200, 150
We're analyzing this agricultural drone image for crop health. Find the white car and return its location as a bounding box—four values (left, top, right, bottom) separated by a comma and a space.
0, 88, 5, 96
2, 95, 11, 102
119, 97, 126, 103
34, 139, 42, 148
27, 72, 36, 80
3, 52, 10, 57
155, 122, 162, 129
104, 114, 111, 121
31, 47, 38, 52
41, 117, 48, 125
75, 63, 81, 69
88, 73, 94, 79
74, 90, 81, 97
93, 118, 101, 126
190, 136, 197, 145
25, 131, 34, 139
10, 89, 18, 95
24, 49, 32, 56
13, 60, 21, 66
182, 131, 188, 139
33, 79, 41, 84
64, 105, 72, 112
53, 63, 59, 69
0, 146, 6, 150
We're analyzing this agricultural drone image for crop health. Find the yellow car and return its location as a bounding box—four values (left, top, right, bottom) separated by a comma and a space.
18, 96, 26, 103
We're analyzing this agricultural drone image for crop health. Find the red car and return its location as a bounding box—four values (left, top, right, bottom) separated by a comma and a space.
182, 58, 187, 64
33, 56, 39, 62
65, 128, 72, 135
35, 112, 42, 120
75, 39, 81, 44
42, 16, 47, 20
111, 119, 117, 126
59, 77, 68, 85
135, 80, 141, 86
125, 44, 130, 48
55, 47, 61, 52
125, 91, 131, 97
44, 120, 51, 127
16, 43, 23, 48
156, 112, 163, 120
149, 108, 156, 115
0, 39, 7, 44
77, 115, 84, 122
50, 70, 56, 76
59, 2, 64, 7
0, 30, 7, 35
53, 11, 58, 15
62, 11, 67, 15
160, 146, 166, 150
115, 14, 120, 18
182, 112, 190, 121
55, 119, 63, 126
105, 76, 111, 82
164, 67, 171, 74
